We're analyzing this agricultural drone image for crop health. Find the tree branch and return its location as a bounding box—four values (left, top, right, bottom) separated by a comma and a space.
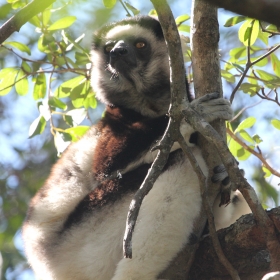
0, 0, 56, 44
203, 0, 280, 27
123, 0, 187, 258
189, 207, 280, 279
182, 106, 280, 271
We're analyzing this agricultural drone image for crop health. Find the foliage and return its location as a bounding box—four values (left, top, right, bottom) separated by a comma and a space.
0, 0, 280, 279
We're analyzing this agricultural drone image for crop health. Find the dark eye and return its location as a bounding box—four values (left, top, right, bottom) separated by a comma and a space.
135, 41, 146, 49
104, 45, 113, 53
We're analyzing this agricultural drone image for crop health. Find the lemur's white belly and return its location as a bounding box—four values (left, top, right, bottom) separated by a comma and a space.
42, 147, 206, 280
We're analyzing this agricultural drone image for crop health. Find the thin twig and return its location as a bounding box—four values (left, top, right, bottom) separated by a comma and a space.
227, 127, 280, 178
230, 44, 280, 103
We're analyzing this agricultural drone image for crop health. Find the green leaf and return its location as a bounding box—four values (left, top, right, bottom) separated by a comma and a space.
237, 147, 252, 161
3, 41, 31, 55
262, 167, 272, 178
175, 15, 190, 25
15, 70, 28, 96
33, 73, 46, 100
29, 116, 47, 138
70, 81, 89, 108
258, 30, 269, 45
42, 9, 51, 26
252, 134, 263, 144
178, 24, 190, 33
83, 93, 97, 109
48, 97, 67, 110
102, 0, 117, 8
239, 83, 261, 96
239, 129, 255, 144
235, 117, 256, 132
229, 138, 243, 157
266, 24, 278, 32
29, 15, 41, 27
124, 2, 140, 15
55, 75, 85, 98
0, 67, 18, 95
238, 19, 259, 46
21, 61, 31, 73
271, 119, 280, 130
271, 54, 280, 77
221, 69, 235, 83
224, 16, 246, 27
256, 69, 280, 83
64, 126, 90, 142
229, 46, 246, 60
48, 16, 76, 31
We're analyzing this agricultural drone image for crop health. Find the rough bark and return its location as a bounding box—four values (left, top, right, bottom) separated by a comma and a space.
189, 207, 280, 280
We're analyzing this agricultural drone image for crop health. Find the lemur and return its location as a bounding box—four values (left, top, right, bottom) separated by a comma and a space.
23, 15, 250, 280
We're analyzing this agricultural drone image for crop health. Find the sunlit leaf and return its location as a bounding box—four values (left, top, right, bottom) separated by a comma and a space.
21, 61, 31, 73
124, 2, 140, 15
175, 15, 190, 25
42, 9, 51, 26
235, 117, 256, 132
239, 83, 261, 96
54, 75, 85, 98
178, 24, 190, 33
256, 70, 280, 88
229, 137, 243, 157
271, 54, 280, 77
224, 16, 246, 27
83, 93, 97, 109
0, 67, 18, 95
238, 19, 259, 46
252, 134, 263, 144
3, 41, 31, 55
48, 16, 76, 31
48, 96, 67, 110
103, 0, 117, 8
64, 126, 90, 142
29, 116, 47, 138
221, 69, 235, 83
15, 70, 28, 96
271, 119, 280, 130
262, 167, 272, 178
239, 129, 255, 144
33, 73, 46, 100
229, 46, 246, 60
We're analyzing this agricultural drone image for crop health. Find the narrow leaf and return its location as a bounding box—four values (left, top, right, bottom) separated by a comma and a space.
15, 70, 28, 96
102, 0, 117, 8
33, 73, 47, 100
48, 16, 76, 31
224, 16, 246, 27
235, 117, 256, 132
3, 41, 31, 55
271, 119, 280, 130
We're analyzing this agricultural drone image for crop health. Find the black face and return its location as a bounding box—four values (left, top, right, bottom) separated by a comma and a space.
103, 36, 152, 80
91, 16, 177, 117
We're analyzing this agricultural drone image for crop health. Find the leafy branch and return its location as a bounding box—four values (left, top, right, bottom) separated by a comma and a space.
0, 0, 56, 44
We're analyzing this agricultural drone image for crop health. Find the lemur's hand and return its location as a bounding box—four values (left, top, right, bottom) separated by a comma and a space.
190, 92, 233, 122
